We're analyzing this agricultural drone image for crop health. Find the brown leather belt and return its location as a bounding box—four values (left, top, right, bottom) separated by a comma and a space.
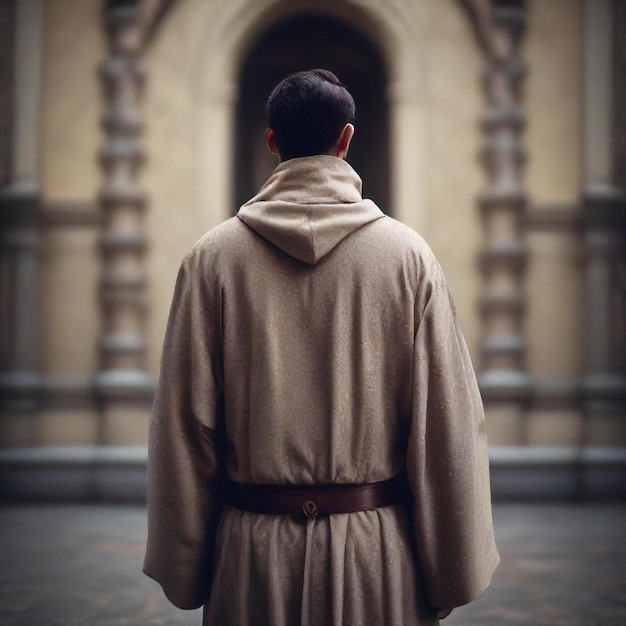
220, 472, 410, 518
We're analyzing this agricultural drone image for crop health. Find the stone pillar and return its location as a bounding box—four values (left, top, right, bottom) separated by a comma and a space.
462, 0, 531, 444
475, 2, 531, 438
0, 0, 43, 419
581, 0, 626, 444
94, 1, 154, 443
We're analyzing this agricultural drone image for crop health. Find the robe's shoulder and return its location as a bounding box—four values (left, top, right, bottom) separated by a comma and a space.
182, 217, 251, 265
356, 215, 444, 278
369, 216, 433, 253
192, 217, 247, 250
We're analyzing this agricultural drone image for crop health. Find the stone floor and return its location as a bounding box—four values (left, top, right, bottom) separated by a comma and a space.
0, 504, 624, 625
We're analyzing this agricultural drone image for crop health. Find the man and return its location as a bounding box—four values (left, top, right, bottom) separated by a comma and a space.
143, 69, 499, 625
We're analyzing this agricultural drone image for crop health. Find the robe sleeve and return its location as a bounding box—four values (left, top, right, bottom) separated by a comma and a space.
406, 260, 500, 611
143, 249, 224, 610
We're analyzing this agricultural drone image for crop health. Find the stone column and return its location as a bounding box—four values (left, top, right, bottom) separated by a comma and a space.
462, 0, 531, 444
0, 0, 43, 420
581, 0, 626, 443
94, 1, 154, 443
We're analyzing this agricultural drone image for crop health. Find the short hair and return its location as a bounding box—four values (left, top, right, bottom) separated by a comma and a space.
265, 69, 356, 160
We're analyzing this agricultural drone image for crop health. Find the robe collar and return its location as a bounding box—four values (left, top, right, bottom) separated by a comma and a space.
238, 156, 384, 265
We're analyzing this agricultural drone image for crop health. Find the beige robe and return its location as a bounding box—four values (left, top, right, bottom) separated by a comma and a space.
143, 156, 499, 625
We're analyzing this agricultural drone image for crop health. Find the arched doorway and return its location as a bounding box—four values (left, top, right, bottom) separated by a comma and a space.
234, 12, 390, 214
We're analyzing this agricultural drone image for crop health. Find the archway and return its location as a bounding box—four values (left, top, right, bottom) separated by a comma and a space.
234, 12, 390, 214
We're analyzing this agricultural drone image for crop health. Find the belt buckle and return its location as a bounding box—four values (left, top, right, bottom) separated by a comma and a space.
302, 500, 318, 517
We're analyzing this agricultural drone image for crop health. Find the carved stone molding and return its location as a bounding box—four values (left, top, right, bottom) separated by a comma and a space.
43, 377, 92, 409
489, 445, 626, 500
1, 374, 98, 411
0, 182, 41, 414
0, 446, 148, 502
463, 0, 531, 402
2, 445, 625, 502
525, 204, 584, 232
1, 372, 158, 413
0, 371, 43, 414
530, 377, 582, 412
40, 201, 101, 228
94, 2, 154, 404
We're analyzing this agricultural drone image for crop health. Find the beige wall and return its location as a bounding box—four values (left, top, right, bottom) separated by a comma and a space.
527, 233, 584, 378
41, 0, 103, 377
143, 0, 227, 373
28, 1, 104, 446
41, 228, 100, 374
421, 0, 484, 360
523, 0, 586, 445
26, 0, 597, 448
525, 0, 584, 376
42, 0, 103, 201
525, 0, 583, 204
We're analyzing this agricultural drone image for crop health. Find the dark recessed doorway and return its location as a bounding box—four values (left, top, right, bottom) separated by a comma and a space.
234, 13, 390, 214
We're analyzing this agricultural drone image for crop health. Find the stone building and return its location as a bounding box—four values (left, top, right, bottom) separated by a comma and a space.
0, 0, 624, 500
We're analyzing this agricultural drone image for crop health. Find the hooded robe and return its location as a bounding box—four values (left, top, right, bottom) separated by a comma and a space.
143, 155, 499, 626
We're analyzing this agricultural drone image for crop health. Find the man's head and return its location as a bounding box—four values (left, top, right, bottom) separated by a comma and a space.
265, 69, 355, 162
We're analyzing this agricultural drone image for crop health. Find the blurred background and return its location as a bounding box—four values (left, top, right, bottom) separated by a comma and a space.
0, 0, 625, 506
0, 1, 625, 624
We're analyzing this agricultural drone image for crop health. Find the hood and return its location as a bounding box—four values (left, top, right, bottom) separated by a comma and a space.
237, 156, 385, 265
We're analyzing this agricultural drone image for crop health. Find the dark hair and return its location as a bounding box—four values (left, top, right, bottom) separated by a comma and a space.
265, 69, 356, 160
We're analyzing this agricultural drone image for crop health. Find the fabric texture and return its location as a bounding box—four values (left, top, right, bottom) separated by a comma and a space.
143, 155, 500, 625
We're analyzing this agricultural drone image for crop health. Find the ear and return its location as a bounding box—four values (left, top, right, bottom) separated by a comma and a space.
265, 128, 279, 155
333, 123, 354, 160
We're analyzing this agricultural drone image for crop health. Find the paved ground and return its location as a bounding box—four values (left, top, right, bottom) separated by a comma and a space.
0, 504, 624, 625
